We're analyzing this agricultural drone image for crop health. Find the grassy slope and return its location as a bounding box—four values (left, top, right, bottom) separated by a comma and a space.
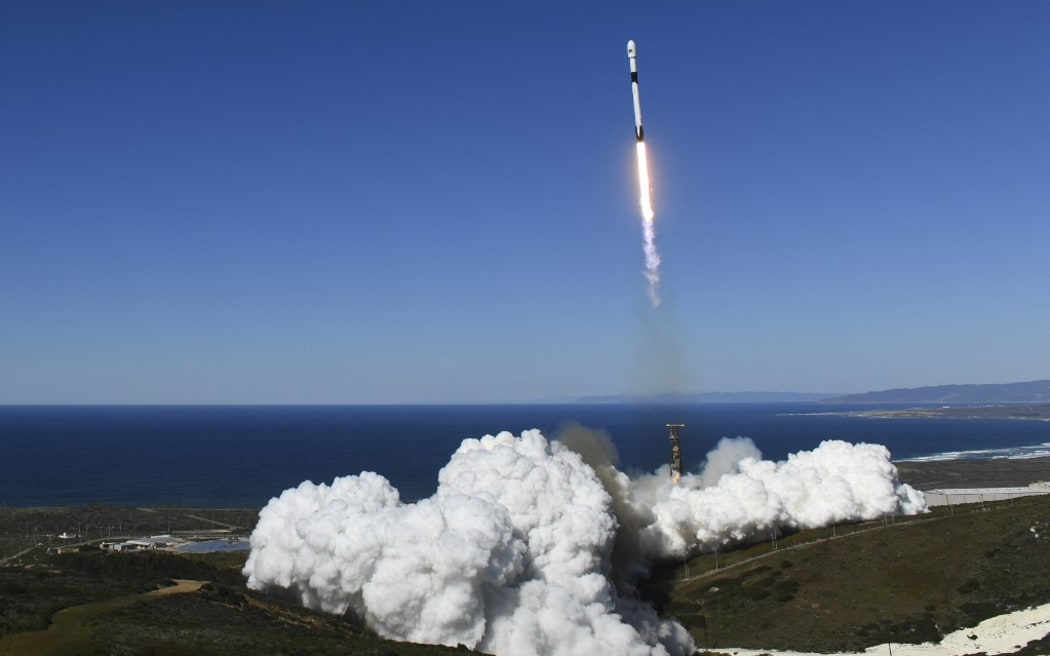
656, 496, 1050, 653
3, 499, 1050, 654
0, 549, 472, 656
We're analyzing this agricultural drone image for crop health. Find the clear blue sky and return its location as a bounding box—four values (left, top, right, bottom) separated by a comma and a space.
3, 1, 1048, 404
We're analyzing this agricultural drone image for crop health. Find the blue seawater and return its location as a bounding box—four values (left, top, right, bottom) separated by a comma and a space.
0, 404, 1047, 507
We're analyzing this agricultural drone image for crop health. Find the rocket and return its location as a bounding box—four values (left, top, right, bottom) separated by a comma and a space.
628, 38, 661, 306
627, 39, 644, 142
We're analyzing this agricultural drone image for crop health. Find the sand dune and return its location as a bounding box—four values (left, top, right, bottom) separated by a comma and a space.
722, 602, 1050, 656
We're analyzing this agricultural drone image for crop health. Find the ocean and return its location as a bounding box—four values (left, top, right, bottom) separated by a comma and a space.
1, 404, 1048, 508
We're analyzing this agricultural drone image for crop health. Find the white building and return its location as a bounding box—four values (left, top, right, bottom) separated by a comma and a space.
924, 483, 1050, 506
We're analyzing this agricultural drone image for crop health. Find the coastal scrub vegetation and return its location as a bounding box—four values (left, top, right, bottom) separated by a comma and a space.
1, 496, 1049, 654
651, 495, 1050, 653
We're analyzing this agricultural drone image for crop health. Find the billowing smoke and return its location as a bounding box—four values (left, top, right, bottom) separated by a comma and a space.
244, 427, 925, 655
597, 436, 927, 561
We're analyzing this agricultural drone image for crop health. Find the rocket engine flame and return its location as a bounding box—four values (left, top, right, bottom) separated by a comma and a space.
636, 142, 655, 223
635, 141, 661, 306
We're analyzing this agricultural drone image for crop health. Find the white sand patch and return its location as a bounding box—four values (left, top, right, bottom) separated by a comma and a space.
721, 602, 1050, 656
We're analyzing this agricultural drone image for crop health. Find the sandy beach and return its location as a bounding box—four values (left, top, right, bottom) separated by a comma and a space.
711, 457, 1050, 656
720, 601, 1050, 656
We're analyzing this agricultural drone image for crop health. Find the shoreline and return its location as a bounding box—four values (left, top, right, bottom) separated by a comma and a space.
719, 601, 1050, 656
1, 457, 1049, 511
4, 462, 1049, 655
797, 403, 1050, 421
894, 455, 1050, 490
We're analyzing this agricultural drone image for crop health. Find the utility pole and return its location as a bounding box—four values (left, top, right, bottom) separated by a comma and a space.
701, 600, 710, 654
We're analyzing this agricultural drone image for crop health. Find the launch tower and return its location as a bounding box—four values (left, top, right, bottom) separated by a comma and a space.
666, 423, 685, 483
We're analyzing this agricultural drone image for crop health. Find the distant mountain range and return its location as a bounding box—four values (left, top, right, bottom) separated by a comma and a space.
574, 380, 1050, 405
822, 380, 1050, 405
573, 391, 835, 404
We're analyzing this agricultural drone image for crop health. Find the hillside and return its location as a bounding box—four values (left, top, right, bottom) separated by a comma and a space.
575, 391, 835, 404
653, 495, 1050, 653
825, 379, 1050, 404
0, 547, 471, 656
4, 496, 1050, 654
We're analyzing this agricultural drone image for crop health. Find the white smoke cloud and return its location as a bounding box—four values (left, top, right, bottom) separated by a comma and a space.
697, 436, 764, 487
608, 437, 927, 561
243, 427, 925, 656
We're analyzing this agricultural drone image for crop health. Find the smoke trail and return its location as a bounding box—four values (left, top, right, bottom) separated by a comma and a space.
243, 429, 925, 656
635, 141, 661, 307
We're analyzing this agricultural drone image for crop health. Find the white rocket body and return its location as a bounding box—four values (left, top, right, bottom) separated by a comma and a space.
627, 39, 644, 141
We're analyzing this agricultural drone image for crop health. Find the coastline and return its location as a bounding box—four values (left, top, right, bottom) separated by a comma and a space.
2, 456, 1048, 512
719, 601, 1050, 656
3, 457, 1049, 655
894, 455, 1050, 490
821, 404, 1050, 421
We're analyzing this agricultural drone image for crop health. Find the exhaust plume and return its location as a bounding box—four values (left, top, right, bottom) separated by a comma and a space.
635, 141, 661, 307
608, 437, 927, 561
244, 428, 925, 656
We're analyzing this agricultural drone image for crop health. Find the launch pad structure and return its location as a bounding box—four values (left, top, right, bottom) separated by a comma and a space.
666, 424, 684, 483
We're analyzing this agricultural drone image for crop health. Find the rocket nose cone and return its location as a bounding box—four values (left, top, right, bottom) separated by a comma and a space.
627, 40, 636, 57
